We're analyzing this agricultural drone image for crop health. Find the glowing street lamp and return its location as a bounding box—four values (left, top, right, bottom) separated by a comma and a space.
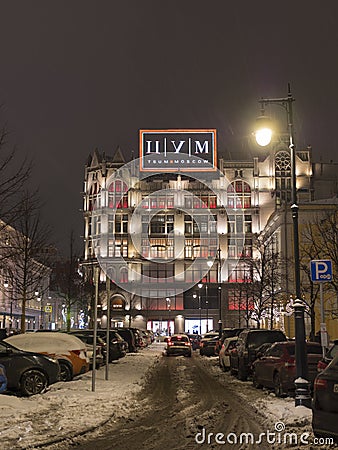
254, 84, 310, 408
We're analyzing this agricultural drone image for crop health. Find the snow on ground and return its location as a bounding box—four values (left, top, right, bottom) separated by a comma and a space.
0, 343, 164, 450
199, 356, 337, 449
0, 345, 334, 450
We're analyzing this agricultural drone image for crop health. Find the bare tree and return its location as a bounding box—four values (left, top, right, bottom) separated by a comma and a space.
6, 191, 53, 332
51, 231, 84, 331
245, 236, 285, 328
0, 119, 31, 224
300, 207, 338, 337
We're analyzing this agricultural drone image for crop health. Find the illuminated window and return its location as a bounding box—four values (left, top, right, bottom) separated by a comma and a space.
227, 181, 251, 209
108, 180, 128, 208
275, 151, 291, 205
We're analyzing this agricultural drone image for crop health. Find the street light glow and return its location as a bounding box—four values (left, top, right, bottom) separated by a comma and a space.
255, 127, 272, 146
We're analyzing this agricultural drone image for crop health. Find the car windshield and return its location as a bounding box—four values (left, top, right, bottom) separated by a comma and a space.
170, 336, 189, 343
247, 331, 286, 349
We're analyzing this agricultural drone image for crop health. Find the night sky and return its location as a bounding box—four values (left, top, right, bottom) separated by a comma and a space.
0, 1, 337, 256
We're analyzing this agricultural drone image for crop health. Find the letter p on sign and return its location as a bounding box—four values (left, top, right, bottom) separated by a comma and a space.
310, 260, 333, 282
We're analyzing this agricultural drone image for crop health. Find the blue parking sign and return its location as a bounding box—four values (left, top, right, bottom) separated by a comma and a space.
310, 260, 333, 282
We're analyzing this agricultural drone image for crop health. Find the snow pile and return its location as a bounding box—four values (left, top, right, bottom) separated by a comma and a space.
5, 332, 87, 354
0, 343, 164, 449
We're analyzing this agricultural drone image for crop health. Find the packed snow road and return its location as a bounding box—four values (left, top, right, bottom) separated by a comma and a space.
49, 353, 268, 450
20, 343, 335, 450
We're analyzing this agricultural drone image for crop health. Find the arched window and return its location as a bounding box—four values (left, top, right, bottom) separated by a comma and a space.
275, 151, 291, 204
108, 180, 128, 208
120, 268, 128, 283
227, 181, 251, 209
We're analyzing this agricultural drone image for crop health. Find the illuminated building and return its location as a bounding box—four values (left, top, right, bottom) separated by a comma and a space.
82, 131, 336, 335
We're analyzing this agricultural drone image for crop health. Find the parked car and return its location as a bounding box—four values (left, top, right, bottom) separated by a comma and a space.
230, 329, 287, 381
219, 337, 238, 371
312, 353, 338, 441
128, 327, 147, 349
165, 334, 192, 357
80, 329, 127, 361
68, 333, 105, 368
0, 340, 60, 396
114, 328, 138, 353
5, 332, 89, 382
252, 341, 322, 396
0, 363, 7, 392
317, 339, 338, 373
215, 328, 244, 355
200, 332, 220, 356
186, 334, 202, 350
99, 329, 127, 361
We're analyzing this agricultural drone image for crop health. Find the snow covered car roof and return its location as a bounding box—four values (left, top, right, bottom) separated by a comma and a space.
4, 332, 86, 354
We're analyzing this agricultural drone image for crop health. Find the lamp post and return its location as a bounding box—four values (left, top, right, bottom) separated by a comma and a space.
205, 284, 209, 332
207, 247, 222, 337
166, 297, 171, 335
198, 283, 203, 334
254, 84, 311, 408
217, 247, 222, 338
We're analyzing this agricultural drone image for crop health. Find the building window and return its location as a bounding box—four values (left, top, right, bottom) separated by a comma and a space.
108, 180, 128, 208
142, 263, 174, 282
227, 181, 251, 209
149, 214, 174, 235
275, 151, 291, 204
115, 214, 128, 234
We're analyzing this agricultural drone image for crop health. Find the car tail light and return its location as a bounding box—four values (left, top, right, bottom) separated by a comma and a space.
284, 357, 295, 368
317, 360, 327, 372
168, 341, 173, 346
185, 342, 190, 346
314, 377, 327, 391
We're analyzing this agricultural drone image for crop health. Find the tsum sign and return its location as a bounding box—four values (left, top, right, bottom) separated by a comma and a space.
139, 129, 217, 172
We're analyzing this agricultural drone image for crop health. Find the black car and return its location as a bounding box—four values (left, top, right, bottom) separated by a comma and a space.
99, 329, 127, 361
79, 329, 127, 362
215, 328, 245, 355
199, 332, 219, 356
186, 334, 201, 350
312, 353, 338, 441
114, 328, 138, 353
0, 340, 60, 396
230, 329, 287, 381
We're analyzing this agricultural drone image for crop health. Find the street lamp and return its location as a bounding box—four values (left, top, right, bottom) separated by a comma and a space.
254, 84, 311, 408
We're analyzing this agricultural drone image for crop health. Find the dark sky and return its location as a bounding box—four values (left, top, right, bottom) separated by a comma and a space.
0, 1, 337, 256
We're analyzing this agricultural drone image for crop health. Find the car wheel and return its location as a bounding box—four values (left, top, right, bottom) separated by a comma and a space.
20, 369, 48, 396
273, 373, 285, 397
230, 364, 237, 376
219, 359, 226, 372
59, 362, 73, 382
238, 362, 247, 381
252, 369, 263, 389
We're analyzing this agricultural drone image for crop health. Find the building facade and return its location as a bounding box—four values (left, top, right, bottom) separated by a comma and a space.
82, 132, 336, 338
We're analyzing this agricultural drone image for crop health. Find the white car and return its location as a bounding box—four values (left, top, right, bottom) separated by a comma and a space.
219, 336, 238, 371
5, 332, 90, 381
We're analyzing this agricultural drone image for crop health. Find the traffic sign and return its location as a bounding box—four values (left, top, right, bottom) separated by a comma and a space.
44, 305, 52, 313
310, 260, 333, 282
